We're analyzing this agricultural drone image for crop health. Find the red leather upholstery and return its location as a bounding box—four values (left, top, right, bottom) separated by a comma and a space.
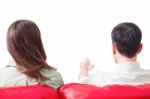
0, 85, 58, 99
58, 83, 150, 99
1, 83, 150, 99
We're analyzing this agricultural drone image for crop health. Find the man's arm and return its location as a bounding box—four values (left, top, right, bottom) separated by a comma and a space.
79, 58, 106, 86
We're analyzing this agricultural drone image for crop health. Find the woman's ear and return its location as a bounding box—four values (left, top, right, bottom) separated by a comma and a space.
112, 43, 116, 55
137, 43, 143, 54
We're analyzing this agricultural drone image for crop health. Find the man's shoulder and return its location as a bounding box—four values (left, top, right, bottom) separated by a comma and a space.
140, 68, 150, 75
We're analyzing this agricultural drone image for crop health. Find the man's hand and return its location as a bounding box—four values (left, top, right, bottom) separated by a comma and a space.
79, 58, 93, 79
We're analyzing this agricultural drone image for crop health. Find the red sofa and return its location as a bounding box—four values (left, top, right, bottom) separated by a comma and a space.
0, 83, 150, 99
0, 85, 58, 99
59, 83, 150, 99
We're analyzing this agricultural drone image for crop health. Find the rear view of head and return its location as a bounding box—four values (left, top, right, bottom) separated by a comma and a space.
7, 19, 53, 83
111, 22, 142, 58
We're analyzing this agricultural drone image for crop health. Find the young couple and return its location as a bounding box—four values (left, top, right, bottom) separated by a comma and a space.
0, 20, 150, 91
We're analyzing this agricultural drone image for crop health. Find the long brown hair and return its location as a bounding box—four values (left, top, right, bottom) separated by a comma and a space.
7, 19, 54, 83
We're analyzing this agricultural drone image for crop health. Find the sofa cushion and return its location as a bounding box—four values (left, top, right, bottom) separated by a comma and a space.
58, 83, 150, 99
0, 85, 58, 99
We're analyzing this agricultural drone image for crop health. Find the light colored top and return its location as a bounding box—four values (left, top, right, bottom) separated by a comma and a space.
80, 61, 150, 86
0, 62, 64, 90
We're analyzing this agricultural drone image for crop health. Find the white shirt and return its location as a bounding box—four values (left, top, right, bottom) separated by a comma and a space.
80, 61, 150, 86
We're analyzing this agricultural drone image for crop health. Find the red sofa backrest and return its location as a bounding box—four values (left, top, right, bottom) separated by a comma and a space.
58, 83, 150, 99
1, 83, 150, 99
0, 85, 58, 99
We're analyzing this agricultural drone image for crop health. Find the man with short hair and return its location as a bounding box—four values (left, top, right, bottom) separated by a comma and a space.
79, 22, 150, 86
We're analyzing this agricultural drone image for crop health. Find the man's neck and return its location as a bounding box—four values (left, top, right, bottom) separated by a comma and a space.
115, 53, 137, 64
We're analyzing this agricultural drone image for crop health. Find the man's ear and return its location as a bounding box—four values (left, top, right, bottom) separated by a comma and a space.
112, 43, 116, 55
137, 43, 143, 54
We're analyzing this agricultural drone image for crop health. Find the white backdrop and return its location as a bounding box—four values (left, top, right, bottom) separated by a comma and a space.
0, 0, 150, 83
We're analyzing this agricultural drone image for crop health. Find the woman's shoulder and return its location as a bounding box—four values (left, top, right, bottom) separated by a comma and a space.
41, 68, 64, 90
0, 65, 18, 75
40, 68, 63, 83
41, 68, 62, 77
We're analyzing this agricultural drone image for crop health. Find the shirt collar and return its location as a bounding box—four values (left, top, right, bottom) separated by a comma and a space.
115, 61, 141, 72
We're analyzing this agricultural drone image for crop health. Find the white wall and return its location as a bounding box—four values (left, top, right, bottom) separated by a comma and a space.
0, 0, 150, 83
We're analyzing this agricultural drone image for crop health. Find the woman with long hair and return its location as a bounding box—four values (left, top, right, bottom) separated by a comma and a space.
0, 19, 63, 90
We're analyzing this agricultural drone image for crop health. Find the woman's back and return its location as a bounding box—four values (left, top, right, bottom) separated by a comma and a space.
0, 61, 63, 90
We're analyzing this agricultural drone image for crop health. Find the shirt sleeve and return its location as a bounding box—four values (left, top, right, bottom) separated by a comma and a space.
79, 71, 105, 86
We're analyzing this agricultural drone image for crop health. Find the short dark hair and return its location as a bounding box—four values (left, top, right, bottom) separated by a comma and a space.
111, 22, 142, 58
